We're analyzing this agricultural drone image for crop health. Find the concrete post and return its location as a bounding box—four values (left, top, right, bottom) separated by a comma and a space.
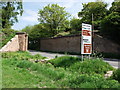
16, 32, 28, 51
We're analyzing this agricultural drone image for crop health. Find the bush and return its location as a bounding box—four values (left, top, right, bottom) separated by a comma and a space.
48, 56, 81, 68
67, 74, 120, 88
101, 12, 120, 44
48, 56, 114, 75
70, 59, 114, 74
111, 69, 120, 83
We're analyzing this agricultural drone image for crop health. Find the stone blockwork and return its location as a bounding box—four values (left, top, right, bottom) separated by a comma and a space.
94, 34, 120, 54
40, 35, 80, 53
40, 34, 120, 54
0, 32, 28, 52
16, 32, 28, 51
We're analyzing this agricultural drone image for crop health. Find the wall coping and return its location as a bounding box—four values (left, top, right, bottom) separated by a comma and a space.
16, 32, 26, 34
41, 34, 81, 40
40, 31, 100, 40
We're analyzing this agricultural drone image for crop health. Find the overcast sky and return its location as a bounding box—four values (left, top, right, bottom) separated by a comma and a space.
11, 0, 114, 30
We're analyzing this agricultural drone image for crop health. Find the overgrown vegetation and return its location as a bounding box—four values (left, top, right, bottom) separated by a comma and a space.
48, 56, 114, 75
1, 28, 17, 48
2, 52, 120, 88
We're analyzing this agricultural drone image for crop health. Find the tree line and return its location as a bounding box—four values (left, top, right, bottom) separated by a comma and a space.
1, 0, 120, 49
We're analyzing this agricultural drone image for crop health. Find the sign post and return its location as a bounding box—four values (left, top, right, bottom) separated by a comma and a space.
81, 23, 92, 60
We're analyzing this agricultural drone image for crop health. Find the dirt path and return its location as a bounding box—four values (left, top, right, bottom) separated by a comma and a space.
29, 50, 119, 69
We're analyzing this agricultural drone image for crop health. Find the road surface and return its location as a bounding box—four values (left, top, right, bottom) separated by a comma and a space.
29, 50, 119, 69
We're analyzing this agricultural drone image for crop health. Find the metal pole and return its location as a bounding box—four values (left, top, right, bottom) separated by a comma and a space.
88, 54, 90, 59
81, 54, 83, 61
92, 13, 94, 54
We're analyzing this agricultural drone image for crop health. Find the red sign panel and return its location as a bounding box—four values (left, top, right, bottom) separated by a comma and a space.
84, 44, 91, 53
82, 30, 91, 36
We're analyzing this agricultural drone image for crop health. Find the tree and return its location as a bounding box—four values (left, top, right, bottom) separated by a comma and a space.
70, 18, 82, 31
38, 4, 70, 36
29, 24, 51, 40
101, 0, 120, 43
21, 24, 52, 50
78, 1, 108, 30
110, 0, 120, 13
101, 12, 120, 41
21, 25, 33, 34
1, 1, 23, 28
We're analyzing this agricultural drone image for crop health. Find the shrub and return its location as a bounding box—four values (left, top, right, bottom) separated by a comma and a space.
67, 74, 120, 88
48, 56, 114, 75
70, 59, 114, 74
48, 56, 81, 68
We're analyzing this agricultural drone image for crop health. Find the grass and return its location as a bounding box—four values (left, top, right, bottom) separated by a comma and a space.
2, 52, 120, 88
1, 51, 46, 61
2, 61, 40, 88
48, 56, 114, 75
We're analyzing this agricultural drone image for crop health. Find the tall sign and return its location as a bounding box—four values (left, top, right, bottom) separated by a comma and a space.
81, 23, 92, 54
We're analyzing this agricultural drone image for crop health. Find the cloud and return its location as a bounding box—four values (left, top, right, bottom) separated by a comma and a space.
20, 9, 39, 22
61, 0, 75, 8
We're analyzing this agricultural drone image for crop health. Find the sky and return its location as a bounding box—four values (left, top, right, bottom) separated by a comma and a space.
11, 0, 114, 30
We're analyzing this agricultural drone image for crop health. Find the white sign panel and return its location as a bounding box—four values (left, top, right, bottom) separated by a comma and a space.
81, 23, 92, 54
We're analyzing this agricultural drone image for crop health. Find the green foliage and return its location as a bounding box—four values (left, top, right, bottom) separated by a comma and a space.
22, 4, 70, 50
48, 56, 81, 68
28, 24, 52, 39
101, 12, 120, 42
66, 74, 119, 88
78, 1, 108, 30
21, 24, 57, 50
21, 25, 33, 35
1, 2, 23, 28
70, 18, 82, 34
1, 28, 17, 48
70, 59, 114, 74
1, 51, 45, 61
38, 4, 70, 36
17, 60, 33, 69
2, 52, 120, 88
111, 69, 120, 83
100, 1, 120, 44
110, 1, 120, 13
48, 56, 114, 75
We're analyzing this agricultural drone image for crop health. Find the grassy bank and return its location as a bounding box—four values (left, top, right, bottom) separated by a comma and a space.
2, 52, 120, 88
